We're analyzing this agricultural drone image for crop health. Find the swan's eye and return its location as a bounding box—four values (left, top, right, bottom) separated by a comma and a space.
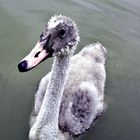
58, 29, 66, 38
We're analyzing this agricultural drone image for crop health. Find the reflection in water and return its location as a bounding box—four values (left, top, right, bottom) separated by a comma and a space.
0, 0, 140, 140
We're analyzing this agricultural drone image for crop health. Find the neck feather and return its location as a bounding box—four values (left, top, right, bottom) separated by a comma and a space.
35, 54, 70, 131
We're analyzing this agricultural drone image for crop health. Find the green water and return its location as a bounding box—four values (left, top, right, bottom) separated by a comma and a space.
0, 0, 140, 140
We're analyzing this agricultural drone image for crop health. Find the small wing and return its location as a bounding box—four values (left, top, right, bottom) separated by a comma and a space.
59, 82, 105, 136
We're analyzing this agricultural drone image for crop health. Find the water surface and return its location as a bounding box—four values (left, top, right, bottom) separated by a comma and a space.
0, 0, 140, 140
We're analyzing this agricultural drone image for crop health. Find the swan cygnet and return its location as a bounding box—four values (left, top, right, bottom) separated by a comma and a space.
18, 15, 107, 140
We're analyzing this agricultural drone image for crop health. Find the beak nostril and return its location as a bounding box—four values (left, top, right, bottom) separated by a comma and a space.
35, 51, 41, 58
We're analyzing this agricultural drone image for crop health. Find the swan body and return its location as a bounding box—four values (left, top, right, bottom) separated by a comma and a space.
31, 43, 107, 138
18, 15, 107, 140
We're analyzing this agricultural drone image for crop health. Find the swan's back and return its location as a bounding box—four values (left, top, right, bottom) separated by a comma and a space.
31, 43, 107, 137
59, 42, 107, 136
63, 43, 106, 97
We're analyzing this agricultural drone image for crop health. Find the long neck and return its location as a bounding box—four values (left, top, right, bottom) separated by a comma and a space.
36, 54, 70, 131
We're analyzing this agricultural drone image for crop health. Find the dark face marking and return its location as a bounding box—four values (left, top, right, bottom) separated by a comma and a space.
18, 16, 79, 72
58, 29, 66, 38
40, 22, 76, 54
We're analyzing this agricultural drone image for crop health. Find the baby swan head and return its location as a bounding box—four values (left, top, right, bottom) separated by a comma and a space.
18, 15, 80, 72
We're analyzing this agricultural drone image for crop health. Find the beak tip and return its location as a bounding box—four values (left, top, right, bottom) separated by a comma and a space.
18, 60, 28, 72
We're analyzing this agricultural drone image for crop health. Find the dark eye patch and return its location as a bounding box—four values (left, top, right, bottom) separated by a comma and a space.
40, 33, 43, 38
39, 33, 47, 42
58, 29, 66, 38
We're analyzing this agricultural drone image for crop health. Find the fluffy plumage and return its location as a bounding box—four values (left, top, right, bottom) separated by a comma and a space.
30, 42, 107, 138
17, 14, 107, 140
